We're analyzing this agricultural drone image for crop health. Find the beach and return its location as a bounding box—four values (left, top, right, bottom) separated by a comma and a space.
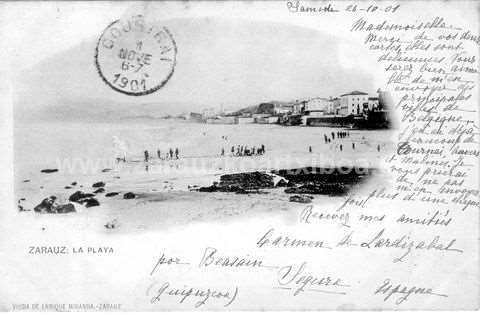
14, 119, 394, 232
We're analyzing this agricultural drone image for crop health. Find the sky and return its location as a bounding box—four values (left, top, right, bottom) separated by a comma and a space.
4, 2, 384, 121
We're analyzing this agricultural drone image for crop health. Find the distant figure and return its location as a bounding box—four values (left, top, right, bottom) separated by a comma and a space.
169, 148, 174, 159
221, 148, 225, 156
331, 132, 335, 140
157, 149, 161, 159
231, 146, 235, 155
377, 144, 381, 152
175, 148, 179, 159
144, 150, 149, 162
340, 144, 343, 151
309, 146, 312, 153
261, 144, 265, 153
352, 142, 355, 150
324, 135, 328, 143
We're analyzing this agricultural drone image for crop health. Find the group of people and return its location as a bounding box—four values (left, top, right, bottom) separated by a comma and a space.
144, 148, 180, 162
324, 131, 350, 144
222, 144, 266, 157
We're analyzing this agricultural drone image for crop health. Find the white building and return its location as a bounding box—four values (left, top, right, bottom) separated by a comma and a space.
238, 117, 254, 124
339, 91, 369, 116
305, 97, 329, 113
202, 108, 216, 119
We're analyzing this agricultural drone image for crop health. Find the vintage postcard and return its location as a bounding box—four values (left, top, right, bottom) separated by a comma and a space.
0, 0, 479, 311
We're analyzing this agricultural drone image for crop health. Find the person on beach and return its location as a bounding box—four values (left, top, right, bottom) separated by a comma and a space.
231, 146, 235, 156
175, 148, 179, 159
377, 144, 381, 152
352, 142, 355, 150
340, 144, 343, 151
261, 144, 265, 154
144, 150, 149, 162
221, 148, 225, 156
331, 132, 335, 140
169, 148, 174, 159
309, 146, 312, 153
157, 149, 161, 159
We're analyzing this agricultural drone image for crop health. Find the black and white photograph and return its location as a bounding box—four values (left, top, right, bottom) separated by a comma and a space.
0, 0, 478, 311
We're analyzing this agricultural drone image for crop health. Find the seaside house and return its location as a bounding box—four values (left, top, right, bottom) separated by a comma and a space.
339, 91, 369, 116
238, 116, 254, 124
202, 108, 216, 119
303, 97, 330, 117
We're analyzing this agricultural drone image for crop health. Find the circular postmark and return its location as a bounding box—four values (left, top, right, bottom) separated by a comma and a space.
95, 15, 177, 96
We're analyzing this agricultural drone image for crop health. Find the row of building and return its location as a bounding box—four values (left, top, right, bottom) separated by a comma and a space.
187, 89, 392, 127
261, 89, 391, 117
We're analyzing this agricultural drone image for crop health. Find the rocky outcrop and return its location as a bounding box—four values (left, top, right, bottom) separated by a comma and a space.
56, 203, 76, 213
92, 181, 105, 188
198, 171, 274, 193
34, 196, 57, 213
289, 195, 313, 203
34, 196, 76, 214
123, 192, 136, 199
68, 191, 100, 208
82, 198, 100, 208
69, 191, 95, 202
285, 183, 347, 195
275, 179, 290, 187
94, 188, 105, 194
220, 172, 274, 189
274, 167, 374, 196
105, 192, 119, 197
41, 169, 58, 173
105, 219, 117, 229
272, 167, 373, 185
196, 167, 374, 196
